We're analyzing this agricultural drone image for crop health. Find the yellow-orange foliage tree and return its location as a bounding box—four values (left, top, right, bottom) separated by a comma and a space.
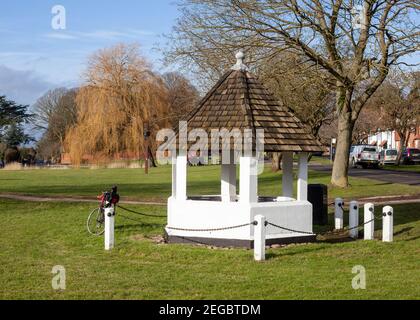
66, 44, 170, 165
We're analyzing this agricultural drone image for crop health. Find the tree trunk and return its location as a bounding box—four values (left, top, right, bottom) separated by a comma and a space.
271, 152, 282, 172
395, 131, 407, 166
331, 88, 355, 188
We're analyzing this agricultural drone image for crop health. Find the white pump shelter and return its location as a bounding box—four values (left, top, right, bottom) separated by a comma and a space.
165, 52, 324, 248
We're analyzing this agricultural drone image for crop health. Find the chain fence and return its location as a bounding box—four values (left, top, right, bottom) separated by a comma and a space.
114, 202, 385, 238
166, 222, 256, 232
117, 205, 166, 218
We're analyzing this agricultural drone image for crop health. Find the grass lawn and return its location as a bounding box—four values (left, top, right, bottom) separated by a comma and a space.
0, 198, 419, 299
382, 164, 420, 174
1, 165, 420, 202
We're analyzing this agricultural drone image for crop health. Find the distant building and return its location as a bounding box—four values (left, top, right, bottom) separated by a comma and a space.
367, 125, 420, 150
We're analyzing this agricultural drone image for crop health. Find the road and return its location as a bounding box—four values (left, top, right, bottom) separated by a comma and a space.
310, 164, 420, 186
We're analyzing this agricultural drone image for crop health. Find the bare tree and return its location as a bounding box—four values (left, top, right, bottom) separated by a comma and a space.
352, 103, 383, 144
261, 53, 335, 139
368, 69, 420, 164
258, 52, 335, 170
166, 0, 419, 187
162, 72, 200, 128
33, 88, 78, 159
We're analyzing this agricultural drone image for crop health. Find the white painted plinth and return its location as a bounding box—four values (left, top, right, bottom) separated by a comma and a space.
364, 203, 374, 240
382, 206, 393, 242
166, 196, 314, 243
104, 207, 115, 250
335, 198, 344, 230
349, 201, 359, 239
254, 215, 266, 261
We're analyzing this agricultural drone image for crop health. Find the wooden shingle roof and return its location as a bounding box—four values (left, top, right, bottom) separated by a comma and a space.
179, 54, 324, 153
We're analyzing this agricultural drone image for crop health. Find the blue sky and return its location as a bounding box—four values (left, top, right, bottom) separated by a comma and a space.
0, 0, 180, 105
1, 1, 418, 107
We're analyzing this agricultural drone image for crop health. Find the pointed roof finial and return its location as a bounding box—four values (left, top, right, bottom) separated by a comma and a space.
231, 50, 248, 71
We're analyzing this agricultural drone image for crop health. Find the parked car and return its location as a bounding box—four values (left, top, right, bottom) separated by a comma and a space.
349, 145, 380, 169
402, 148, 420, 165
379, 149, 398, 165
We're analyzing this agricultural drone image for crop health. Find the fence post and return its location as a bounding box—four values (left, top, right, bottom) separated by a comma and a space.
364, 203, 375, 240
104, 207, 115, 250
334, 198, 344, 230
254, 215, 266, 261
349, 201, 359, 239
382, 206, 393, 242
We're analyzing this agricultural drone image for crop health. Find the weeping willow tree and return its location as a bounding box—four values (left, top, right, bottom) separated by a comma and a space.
66, 43, 170, 165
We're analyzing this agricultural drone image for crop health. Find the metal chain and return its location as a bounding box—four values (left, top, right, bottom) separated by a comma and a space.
266, 222, 314, 235
116, 202, 384, 236
117, 205, 166, 218
166, 222, 256, 232
343, 218, 375, 231
266, 216, 377, 236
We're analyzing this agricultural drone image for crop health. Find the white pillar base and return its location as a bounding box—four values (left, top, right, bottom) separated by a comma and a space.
349, 201, 359, 239
364, 203, 374, 240
221, 163, 237, 202
104, 207, 115, 250
335, 198, 344, 230
239, 156, 258, 203
254, 215, 266, 261
382, 206, 393, 242
171, 154, 177, 198
282, 152, 293, 198
297, 153, 308, 201
176, 152, 187, 201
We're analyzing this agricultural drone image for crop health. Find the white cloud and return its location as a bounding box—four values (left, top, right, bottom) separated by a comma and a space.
45, 33, 78, 40
44, 29, 155, 41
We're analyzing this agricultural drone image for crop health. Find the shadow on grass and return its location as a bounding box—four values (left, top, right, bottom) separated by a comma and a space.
406, 235, 420, 241
266, 245, 327, 260
393, 227, 414, 236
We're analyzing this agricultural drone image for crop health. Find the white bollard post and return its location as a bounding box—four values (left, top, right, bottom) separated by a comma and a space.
382, 206, 393, 242
104, 207, 115, 250
254, 215, 266, 261
335, 198, 344, 230
364, 203, 375, 240
349, 201, 359, 239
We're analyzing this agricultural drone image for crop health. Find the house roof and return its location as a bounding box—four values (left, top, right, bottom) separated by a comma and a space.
178, 52, 324, 153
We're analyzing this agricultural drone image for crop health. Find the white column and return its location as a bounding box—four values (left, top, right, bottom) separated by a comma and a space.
171, 153, 177, 197
254, 215, 266, 261
364, 203, 375, 240
240, 156, 258, 203
104, 207, 115, 250
335, 198, 344, 230
176, 150, 187, 201
221, 163, 236, 202
382, 206, 393, 242
297, 152, 308, 201
282, 152, 293, 198
349, 201, 359, 239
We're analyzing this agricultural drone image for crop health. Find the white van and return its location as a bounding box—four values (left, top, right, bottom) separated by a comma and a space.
349, 145, 380, 169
